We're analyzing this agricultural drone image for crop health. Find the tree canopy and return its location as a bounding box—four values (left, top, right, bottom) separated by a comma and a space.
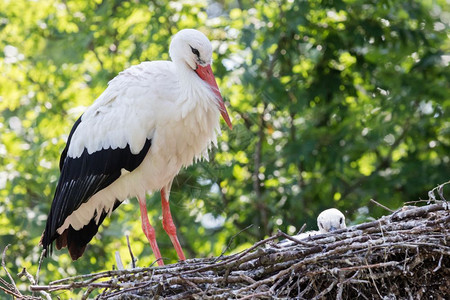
0, 0, 448, 298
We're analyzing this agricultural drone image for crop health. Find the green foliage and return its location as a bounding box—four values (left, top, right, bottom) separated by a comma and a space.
0, 0, 448, 297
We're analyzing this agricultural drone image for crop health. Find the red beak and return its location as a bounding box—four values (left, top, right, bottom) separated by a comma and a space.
195, 64, 232, 129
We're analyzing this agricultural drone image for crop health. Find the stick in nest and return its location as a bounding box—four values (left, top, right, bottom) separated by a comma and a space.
1, 245, 22, 298
214, 224, 253, 263
428, 180, 449, 202
126, 235, 136, 269
370, 199, 394, 213
277, 229, 317, 246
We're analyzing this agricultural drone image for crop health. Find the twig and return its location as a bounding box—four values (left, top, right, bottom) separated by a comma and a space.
115, 251, 124, 270
428, 180, 450, 202
433, 254, 443, 272
150, 257, 165, 267
391, 203, 445, 220
1, 245, 21, 298
296, 223, 307, 235
311, 281, 336, 300
18, 268, 36, 284
215, 224, 253, 262
48, 266, 154, 285
184, 233, 281, 276
370, 199, 394, 213
82, 286, 96, 300
277, 229, 317, 246
36, 249, 46, 285
339, 261, 400, 271
0, 284, 22, 299
365, 258, 382, 299
239, 291, 272, 299
126, 235, 136, 269
99, 281, 154, 299
18, 268, 52, 300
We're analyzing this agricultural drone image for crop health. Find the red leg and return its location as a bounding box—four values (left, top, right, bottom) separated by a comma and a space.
138, 196, 164, 266
161, 188, 186, 261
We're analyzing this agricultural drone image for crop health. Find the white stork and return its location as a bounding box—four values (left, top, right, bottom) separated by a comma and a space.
40, 29, 232, 266
316, 208, 346, 233
277, 208, 346, 246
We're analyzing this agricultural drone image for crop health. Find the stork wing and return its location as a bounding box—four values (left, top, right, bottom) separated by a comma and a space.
42, 113, 152, 254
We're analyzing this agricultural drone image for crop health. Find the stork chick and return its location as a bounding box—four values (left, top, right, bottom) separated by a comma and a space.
278, 208, 346, 246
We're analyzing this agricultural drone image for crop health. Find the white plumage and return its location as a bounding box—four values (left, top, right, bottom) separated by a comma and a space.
41, 29, 232, 264
60, 60, 221, 233
316, 208, 346, 233
278, 208, 346, 246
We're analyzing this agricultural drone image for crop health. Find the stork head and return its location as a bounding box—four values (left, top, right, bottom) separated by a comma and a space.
169, 29, 232, 129
317, 208, 346, 233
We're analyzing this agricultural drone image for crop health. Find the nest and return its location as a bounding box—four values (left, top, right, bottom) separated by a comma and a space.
21, 201, 449, 299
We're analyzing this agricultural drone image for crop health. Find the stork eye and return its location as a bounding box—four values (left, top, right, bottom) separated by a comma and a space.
320, 222, 324, 228
339, 218, 343, 224
190, 46, 200, 57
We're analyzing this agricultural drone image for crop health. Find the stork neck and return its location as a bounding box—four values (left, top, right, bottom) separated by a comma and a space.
175, 62, 208, 96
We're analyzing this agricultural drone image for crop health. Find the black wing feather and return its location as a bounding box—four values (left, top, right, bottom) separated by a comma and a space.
42, 114, 152, 258
59, 116, 82, 171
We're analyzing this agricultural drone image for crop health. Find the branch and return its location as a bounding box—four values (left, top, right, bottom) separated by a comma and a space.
1, 245, 22, 298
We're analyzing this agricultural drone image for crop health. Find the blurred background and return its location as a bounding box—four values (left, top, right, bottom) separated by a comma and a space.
0, 0, 449, 297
